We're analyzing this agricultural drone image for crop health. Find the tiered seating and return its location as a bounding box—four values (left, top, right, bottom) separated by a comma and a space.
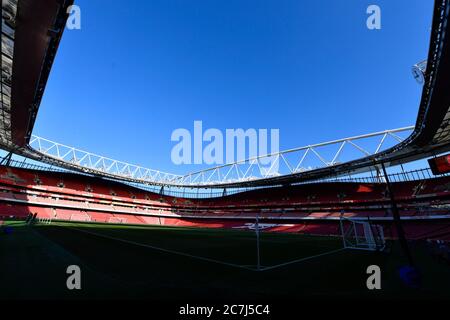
1, 165, 450, 238
0, 203, 29, 218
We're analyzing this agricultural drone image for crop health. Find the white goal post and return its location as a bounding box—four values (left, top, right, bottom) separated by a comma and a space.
70, 213, 91, 222
108, 216, 127, 224
340, 217, 386, 251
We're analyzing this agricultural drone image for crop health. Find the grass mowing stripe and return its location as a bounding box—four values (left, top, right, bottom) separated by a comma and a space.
67, 226, 259, 272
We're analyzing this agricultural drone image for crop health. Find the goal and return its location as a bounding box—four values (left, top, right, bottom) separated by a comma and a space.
108, 216, 127, 224
70, 213, 91, 222
340, 217, 386, 251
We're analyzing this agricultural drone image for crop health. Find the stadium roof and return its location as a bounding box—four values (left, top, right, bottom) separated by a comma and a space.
1, 0, 450, 188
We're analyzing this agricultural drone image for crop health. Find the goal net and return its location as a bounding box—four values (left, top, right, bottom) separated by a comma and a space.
340, 217, 386, 251
70, 213, 91, 222
108, 217, 127, 224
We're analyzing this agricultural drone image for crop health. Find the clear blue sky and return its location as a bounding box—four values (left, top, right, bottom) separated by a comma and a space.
34, 0, 433, 174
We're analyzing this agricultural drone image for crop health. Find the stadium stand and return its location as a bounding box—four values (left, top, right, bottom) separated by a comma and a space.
0, 165, 449, 239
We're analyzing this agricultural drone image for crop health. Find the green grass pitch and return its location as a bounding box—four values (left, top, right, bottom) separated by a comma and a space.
1, 220, 450, 300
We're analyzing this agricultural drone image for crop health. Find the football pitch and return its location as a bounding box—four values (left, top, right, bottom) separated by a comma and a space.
1, 220, 450, 300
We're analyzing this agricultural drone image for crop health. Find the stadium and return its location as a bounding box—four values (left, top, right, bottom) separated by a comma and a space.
1, 0, 450, 303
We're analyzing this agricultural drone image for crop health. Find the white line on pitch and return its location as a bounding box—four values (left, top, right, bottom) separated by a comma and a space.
67, 226, 257, 271
260, 248, 346, 272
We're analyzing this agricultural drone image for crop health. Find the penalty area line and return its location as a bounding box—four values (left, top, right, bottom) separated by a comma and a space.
67, 226, 258, 272
260, 248, 347, 272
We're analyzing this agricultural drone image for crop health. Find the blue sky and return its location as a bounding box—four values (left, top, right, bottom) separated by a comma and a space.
34, 0, 433, 174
